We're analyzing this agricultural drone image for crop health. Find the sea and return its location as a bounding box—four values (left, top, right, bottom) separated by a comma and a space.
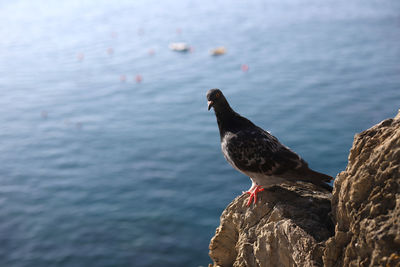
0, 0, 399, 266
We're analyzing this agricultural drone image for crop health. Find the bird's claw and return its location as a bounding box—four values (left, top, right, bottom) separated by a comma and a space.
244, 185, 264, 206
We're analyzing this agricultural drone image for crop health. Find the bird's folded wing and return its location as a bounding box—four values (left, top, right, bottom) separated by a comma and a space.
226, 128, 307, 176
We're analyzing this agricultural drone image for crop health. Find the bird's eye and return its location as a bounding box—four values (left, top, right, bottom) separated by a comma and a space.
215, 92, 221, 98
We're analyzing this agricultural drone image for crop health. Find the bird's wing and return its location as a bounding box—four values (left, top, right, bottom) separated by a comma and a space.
224, 128, 307, 176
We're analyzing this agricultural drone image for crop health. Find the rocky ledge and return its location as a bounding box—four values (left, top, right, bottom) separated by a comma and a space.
209, 110, 400, 267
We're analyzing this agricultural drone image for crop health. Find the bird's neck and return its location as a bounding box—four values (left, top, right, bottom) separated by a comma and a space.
214, 103, 241, 138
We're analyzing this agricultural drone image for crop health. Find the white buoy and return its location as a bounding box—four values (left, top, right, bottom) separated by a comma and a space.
169, 42, 190, 52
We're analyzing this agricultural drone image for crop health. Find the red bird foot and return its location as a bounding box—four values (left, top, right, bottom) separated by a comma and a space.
245, 185, 264, 206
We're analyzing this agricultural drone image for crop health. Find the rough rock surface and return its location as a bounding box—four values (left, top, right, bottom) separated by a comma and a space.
209, 183, 333, 267
209, 110, 400, 267
323, 111, 400, 267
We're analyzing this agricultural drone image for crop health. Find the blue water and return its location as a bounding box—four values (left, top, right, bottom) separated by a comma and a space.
0, 0, 399, 266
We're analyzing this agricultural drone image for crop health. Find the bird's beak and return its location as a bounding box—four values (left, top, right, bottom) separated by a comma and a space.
207, 100, 214, 111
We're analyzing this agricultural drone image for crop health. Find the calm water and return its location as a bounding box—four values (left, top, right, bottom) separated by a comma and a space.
0, 0, 399, 266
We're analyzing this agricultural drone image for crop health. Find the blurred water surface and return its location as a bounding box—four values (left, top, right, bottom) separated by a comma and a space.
0, 0, 399, 266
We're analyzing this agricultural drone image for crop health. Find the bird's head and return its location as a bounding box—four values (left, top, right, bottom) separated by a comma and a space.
206, 88, 226, 111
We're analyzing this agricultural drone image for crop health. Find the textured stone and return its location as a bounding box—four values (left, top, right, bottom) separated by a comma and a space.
323, 111, 400, 267
209, 183, 333, 267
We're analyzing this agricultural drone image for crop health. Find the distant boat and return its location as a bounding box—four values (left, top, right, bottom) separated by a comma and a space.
209, 46, 226, 56
169, 42, 190, 52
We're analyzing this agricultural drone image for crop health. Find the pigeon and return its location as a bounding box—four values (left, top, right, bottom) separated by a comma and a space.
207, 88, 333, 206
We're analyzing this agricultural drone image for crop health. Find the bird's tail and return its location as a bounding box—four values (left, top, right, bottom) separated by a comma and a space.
298, 167, 334, 192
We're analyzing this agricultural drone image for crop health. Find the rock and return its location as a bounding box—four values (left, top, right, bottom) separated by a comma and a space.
323, 110, 400, 267
209, 110, 400, 267
209, 183, 333, 267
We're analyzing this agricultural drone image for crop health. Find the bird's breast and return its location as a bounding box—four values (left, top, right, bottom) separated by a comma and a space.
221, 133, 237, 166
